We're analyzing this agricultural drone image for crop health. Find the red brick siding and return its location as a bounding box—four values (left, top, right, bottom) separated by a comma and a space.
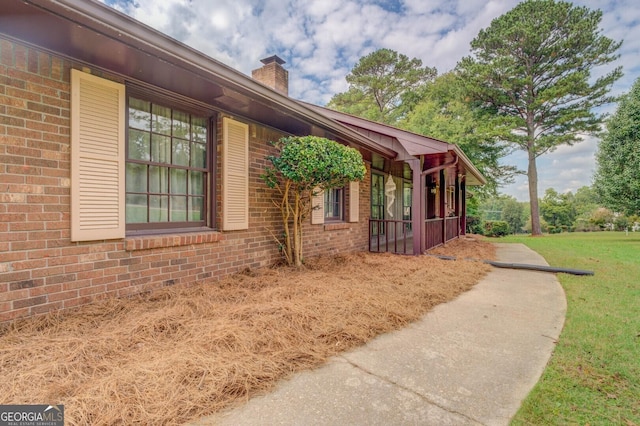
0, 37, 372, 322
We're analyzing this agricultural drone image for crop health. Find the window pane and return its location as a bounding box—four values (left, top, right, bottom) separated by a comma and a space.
324, 188, 343, 219
128, 98, 151, 131
172, 110, 190, 139
189, 171, 204, 195
189, 197, 204, 221
336, 189, 343, 218
126, 163, 147, 192
170, 196, 187, 221
128, 129, 150, 161
151, 134, 171, 164
192, 117, 207, 142
149, 166, 169, 194
404, 186, 412, 206
152, 104, 171, 135
173, 139, 190, 166
149, 195, 168, 222
126, 194, 147, 223
126, 97, 209, 229
191, 142, 206, 168
170, 168, 187, 194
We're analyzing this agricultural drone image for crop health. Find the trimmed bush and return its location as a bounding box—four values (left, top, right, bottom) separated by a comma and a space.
484, 220, 510, 237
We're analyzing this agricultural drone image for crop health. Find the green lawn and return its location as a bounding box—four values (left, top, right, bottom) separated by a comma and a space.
502, 232, 640, 425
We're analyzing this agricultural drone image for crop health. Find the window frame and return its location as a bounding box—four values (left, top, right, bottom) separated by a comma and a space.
324, 187, 345, 222
124, 89, 216, 234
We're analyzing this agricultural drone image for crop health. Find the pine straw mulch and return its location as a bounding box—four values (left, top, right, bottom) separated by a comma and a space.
0, 236, 495, 425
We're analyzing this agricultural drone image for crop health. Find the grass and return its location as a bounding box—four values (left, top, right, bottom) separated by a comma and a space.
503, 232, 640, 425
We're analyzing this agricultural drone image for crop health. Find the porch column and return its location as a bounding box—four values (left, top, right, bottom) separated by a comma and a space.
455, 174, 460, 236
409, 159, 423, 255
461, 180, 467, 235
440, 170, 446, 244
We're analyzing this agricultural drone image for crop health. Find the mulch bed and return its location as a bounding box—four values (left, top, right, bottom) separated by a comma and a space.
0, 236, 495, 425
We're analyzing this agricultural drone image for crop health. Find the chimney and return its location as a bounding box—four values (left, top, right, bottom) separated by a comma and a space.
252, 55, 288, 96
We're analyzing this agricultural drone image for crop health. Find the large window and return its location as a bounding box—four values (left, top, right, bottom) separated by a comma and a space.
324, 187, 344, 221
126, 96, 211, 231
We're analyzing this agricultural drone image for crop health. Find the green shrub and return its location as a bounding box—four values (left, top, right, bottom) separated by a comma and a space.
484, 220, 509, 237
262, 136, 366, 266
466, 215, 484, 235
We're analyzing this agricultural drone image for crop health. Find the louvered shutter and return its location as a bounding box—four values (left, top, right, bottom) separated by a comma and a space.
222, 118, 249, 230
311, 188, 324, 225
70, 70, 125, 242
348, 181, 359, 223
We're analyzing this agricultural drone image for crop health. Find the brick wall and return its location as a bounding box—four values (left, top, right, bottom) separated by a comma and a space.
0, 37, 372, 322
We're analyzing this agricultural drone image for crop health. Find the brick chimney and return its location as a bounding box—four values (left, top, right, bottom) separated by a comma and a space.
252, 55, 288, 96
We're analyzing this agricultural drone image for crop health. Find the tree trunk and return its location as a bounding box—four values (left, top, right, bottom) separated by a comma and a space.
528, 145, 542, 236
293, 191, 302, 267
282, 182, 293, 265
296, 214, 303, 267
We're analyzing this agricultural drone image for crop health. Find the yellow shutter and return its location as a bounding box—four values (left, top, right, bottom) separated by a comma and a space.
70, 69, 125, 242
222, 117, 249, 230
348, 181, 359, 223
311, 188, 324, 225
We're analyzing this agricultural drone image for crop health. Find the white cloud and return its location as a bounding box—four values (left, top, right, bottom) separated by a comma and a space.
102, 0, 639, 199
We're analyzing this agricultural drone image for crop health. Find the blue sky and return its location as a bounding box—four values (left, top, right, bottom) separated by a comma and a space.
103, 0, 639, 201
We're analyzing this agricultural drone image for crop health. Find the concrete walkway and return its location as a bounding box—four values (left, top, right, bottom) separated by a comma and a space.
195, 243, 566, 426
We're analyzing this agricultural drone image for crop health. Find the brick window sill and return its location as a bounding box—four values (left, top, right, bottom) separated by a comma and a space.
324, 222, 351, 231
125, 231, 224, 251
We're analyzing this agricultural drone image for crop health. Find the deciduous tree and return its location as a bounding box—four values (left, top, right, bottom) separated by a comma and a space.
594, 77, 640, 216
501, 197, 526, 234
540, 188, 576, 231
457, 0, 622, 235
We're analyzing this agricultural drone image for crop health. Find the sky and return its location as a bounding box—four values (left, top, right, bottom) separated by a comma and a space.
103, 0, 640, 201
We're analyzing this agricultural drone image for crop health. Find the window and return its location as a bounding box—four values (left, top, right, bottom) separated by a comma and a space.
324, 187, 344, 221
447, 186, 456, 216
371, 173, 385, 235
403, 181, 412, 221
125, 96, 211, 231
403, 181, 412, 231
311, 182, 359, 225
371, 173, 385, 221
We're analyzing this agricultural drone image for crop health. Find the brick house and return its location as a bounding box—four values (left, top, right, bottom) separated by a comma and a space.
0, 0, 484, 322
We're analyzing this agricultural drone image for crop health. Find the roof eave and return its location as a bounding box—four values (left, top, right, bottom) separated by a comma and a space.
7, 0, 398, 160
450, 145, 487, 186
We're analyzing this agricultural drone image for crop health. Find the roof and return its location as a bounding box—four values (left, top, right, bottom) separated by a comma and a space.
0, 0, 485, 185
0, 0, 396, 159
304, 105, 487, 186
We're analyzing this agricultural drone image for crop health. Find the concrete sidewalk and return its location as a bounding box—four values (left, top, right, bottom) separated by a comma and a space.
195, 243, 566, 426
